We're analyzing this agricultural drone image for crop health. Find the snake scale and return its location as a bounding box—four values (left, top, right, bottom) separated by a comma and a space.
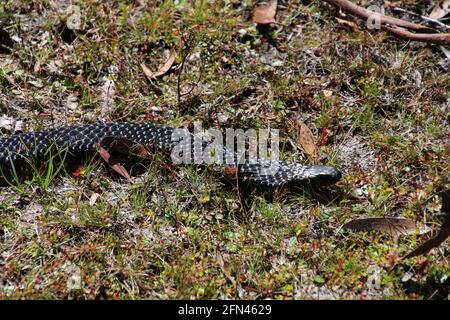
0, 122, 341, 187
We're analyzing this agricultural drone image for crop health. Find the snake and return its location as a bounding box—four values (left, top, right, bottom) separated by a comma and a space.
0, 122, 341, 187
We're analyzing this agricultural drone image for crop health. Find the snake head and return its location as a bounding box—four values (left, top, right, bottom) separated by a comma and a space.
300, 165, 342, 186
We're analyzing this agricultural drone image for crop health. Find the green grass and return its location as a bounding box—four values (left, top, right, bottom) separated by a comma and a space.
0, 0, 449, 299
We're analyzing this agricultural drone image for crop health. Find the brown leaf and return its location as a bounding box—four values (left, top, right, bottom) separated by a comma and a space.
317, 126, 333, 146
97, 144, 131, 180
298, 122, 317, 162
343, 217, 418, 237
216, 250, 237, 287
429, 0, 450, 20
141, 49, 177, 80
252, 0, 277, 25
336, 18, 360, 32
403, 215, 450, 259
100, 137, 150, 158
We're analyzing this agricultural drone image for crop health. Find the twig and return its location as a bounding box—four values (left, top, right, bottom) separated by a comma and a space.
382, 25, 450, 45
392, 7, 450, 31
323, 0, 433, 31
322, 0, 450, 45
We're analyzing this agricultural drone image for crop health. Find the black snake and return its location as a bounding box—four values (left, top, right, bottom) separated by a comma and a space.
0, 122, 341, 187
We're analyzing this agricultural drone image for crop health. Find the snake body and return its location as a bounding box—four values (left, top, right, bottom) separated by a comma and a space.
0, 122, 341, 186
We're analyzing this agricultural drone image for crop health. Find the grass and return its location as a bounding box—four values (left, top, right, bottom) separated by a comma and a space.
0, 0, 449, 299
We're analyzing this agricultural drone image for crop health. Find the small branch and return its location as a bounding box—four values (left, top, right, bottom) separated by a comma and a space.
382, 25, 450, 45
323, 0, 433, 31
322, 0, 450, 45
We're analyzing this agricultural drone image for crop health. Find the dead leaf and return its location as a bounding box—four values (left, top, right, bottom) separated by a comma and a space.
323, 89, 333, 97
429, 0, 450, 20
216, 250, 237, 287
402, 215, 450, 259
141, 49, 177, 80
298, 122, 317, 162
317, 126, 333, 146
252, 0, 277, 25
89, 192, 100, 206
336, 18, 360, 32
100, 136, 150, 158
97, 144, 131, 180
96, 136, 151, 180
343, 217, 419, 237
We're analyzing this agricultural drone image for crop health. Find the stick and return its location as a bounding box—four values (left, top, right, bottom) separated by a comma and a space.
322, 0, 450, 45
323, 0, 433, 31
382, 25, 450, 45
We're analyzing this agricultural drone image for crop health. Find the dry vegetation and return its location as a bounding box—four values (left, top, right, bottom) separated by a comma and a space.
0, 0, 449, 299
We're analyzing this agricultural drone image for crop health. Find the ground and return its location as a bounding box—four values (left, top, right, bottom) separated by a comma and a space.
0, 0, 449, 299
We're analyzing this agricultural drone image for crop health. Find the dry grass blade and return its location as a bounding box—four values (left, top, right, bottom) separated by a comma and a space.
298, 122, 317, 162
97, 144, 131, 180
343, 217, 418, 237
402, 215, 450, 259
141, 49, 177, 80
429, 0, 450, 19
252, 0, 277, 25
